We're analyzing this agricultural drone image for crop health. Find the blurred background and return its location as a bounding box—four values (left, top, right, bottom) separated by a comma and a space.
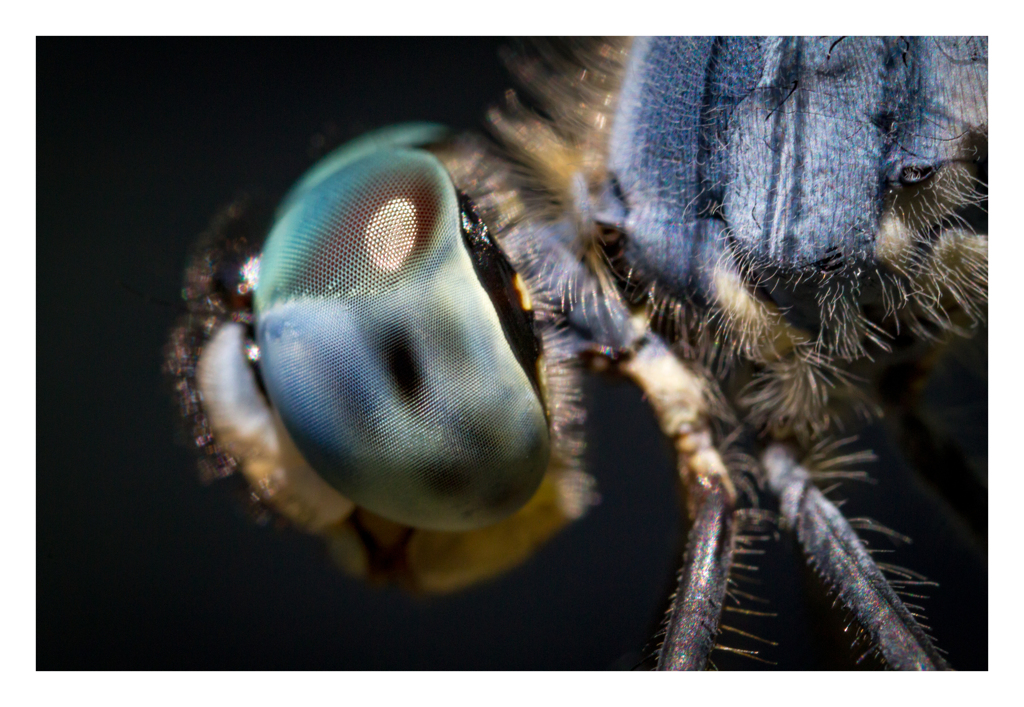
37, 37, 986, 670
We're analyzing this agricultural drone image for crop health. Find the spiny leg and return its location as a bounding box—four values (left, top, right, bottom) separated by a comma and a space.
761, 443, 950, 670
654, 474, 735, 670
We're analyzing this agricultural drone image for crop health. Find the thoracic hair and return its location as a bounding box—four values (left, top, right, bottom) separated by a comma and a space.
471, 37, 987, 440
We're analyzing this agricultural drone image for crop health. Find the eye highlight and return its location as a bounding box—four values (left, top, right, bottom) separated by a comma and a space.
364, 196, 418, 271
253, 141, 551, 531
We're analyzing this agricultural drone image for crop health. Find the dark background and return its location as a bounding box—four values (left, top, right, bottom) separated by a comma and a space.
37, 37, 986, 670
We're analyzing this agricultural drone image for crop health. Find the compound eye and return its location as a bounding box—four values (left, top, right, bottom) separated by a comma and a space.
254, 145, 549, 531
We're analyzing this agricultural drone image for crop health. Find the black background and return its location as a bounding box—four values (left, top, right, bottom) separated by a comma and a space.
37, 37, 986, 670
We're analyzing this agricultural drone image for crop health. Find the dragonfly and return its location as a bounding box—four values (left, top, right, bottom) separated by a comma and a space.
166, 37, 987, 670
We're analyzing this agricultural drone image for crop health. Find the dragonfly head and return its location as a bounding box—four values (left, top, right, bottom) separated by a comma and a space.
253, 134, 550, 531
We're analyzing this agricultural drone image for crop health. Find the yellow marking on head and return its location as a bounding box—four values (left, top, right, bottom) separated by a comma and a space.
405, 471, 576, 593
513, 272, 533, 311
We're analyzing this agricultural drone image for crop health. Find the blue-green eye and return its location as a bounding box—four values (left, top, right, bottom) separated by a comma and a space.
254, 128, 550, 531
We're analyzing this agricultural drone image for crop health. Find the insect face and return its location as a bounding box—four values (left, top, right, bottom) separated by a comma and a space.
252, 130, 551, 531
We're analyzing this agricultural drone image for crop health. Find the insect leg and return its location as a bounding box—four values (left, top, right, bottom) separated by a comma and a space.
761, 443, 950, 670
616, 330, 738, 670
655, 473, 735, 670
